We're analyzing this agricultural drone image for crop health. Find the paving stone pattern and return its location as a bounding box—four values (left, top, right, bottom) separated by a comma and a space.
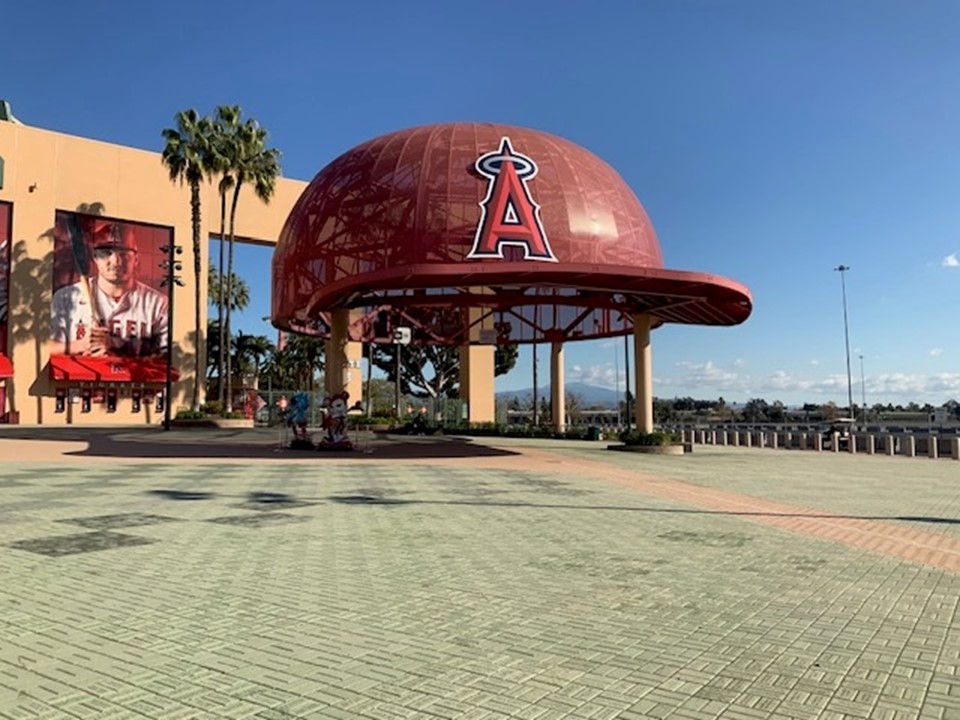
1, 444, 959, 719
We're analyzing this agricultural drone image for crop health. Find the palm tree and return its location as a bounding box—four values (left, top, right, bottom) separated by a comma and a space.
207, 267, 250, 314
279, 333, 325, 392
208, 105, 241, 403
161, 109, 213, 411
234, 333, 274, 388
223, 116, 281, 411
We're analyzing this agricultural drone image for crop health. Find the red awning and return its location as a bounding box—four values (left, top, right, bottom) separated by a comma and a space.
0, 353, 12, 379
49, 354, 98, 381
49, 355, 179, 383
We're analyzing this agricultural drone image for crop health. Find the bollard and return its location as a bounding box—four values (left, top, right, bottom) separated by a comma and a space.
929, 437, 939, 460
866, 434, 875, 455
831, 432, 840, 453
771, 432, 779, 449
744, 432, 752, 448
904, 435, 916, 458
733, 431, 740, 447
885, 434, 895, 456
951, 437, 959, 460
848, 434, 856, 454
799, 432, 807, 450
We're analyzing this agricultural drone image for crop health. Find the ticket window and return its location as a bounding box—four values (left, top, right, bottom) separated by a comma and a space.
81, 388, 92, 413
55, 388, 66, 413
131, 389, 142, 413
106, 388, 118, 413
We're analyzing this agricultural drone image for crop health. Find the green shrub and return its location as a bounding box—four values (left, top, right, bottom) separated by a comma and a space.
219, 411, 246, 420
175, 409, 206, 420
200, 401, 223, 416
618, 430, 681, 446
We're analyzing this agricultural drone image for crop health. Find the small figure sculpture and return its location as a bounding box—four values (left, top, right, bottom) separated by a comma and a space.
319, 391, 353, 450
287, 392, 314, 449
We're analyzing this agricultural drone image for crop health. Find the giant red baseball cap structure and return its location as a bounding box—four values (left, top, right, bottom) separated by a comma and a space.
272, 122, 752, 428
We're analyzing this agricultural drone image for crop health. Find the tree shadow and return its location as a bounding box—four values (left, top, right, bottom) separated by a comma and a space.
149, 489, 215, 501
323, 495, 960, 525
0, 426, 519, 459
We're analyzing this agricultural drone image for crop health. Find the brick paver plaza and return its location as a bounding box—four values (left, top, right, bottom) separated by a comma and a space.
2, 429, 959, 720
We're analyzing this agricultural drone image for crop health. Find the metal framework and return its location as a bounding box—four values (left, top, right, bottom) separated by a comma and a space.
272, 123, 752, 345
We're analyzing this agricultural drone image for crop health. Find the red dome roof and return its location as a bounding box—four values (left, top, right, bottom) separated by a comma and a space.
272, 122, 751, 344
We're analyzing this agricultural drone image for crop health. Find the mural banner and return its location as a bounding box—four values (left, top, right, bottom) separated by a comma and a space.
51, 212, 171, 358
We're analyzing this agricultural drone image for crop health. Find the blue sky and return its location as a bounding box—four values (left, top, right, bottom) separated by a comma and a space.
5, 0, 959, 405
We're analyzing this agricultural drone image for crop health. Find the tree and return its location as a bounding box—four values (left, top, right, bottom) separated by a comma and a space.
278, 333, 325, 392
234, 333, 274, 387
370, 343, 518, 398
742, 398, 769, 424
207, 268, 250, 314
565, 391, 585, 424
208, 105, 241, 403
161, 109, 213, 411
221, 113, 281, 411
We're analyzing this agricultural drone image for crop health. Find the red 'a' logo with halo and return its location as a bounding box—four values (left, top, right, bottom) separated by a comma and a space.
467, 137, 557, 262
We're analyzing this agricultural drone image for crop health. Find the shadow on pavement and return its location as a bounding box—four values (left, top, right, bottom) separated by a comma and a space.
0, 427, 519, 460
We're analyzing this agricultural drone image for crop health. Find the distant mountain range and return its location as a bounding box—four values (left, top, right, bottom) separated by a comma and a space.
497, 382, 624, 408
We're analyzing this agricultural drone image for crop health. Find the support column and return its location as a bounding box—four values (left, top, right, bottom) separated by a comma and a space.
325, 309, 349, 398
345, 338, 363, 406
459, 346, 495, 424
632, 313, 653, 433
551, 342, 565, 432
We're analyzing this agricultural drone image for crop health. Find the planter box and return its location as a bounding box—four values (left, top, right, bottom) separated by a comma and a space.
171, 417, 254, 429
606, 443, 687, 455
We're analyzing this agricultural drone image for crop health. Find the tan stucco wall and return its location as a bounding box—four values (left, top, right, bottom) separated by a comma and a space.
0, 121, 306, 425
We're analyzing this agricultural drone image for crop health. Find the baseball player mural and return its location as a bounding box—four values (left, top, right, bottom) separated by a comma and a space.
50, 212, 170, 357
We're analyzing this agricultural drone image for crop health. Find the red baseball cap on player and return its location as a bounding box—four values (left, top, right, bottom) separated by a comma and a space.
90, 221, 138, 252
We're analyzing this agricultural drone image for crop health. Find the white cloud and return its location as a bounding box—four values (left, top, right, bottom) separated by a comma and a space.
655, 361, 960, 404
930, 348, 943, 357
567, 363, 620, 388
810, 359, 820, 366
733, 358, 745, 367
943, 253, 959, 267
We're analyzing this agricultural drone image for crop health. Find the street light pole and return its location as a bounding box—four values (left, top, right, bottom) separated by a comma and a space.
160, 241, 183, 431
834, 265, 854, 421
859, 354, 867, 427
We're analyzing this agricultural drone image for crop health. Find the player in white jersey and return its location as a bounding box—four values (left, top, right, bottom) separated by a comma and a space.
50, 222, 168, 357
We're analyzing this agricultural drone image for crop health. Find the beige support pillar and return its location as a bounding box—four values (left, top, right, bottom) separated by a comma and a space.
813, 433, 822, 452
345, 339, 363, 406
951, 437, 960, 460
928, 437, 939, 459
885, 434, 896, 456
323, 309, 363, 402
459, 346, 495, 424
632, 313, 653, 433
904, 435, 916, 458
325, 309, 349, 398
866, 435, 876, 455
550, 342, 565, 432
